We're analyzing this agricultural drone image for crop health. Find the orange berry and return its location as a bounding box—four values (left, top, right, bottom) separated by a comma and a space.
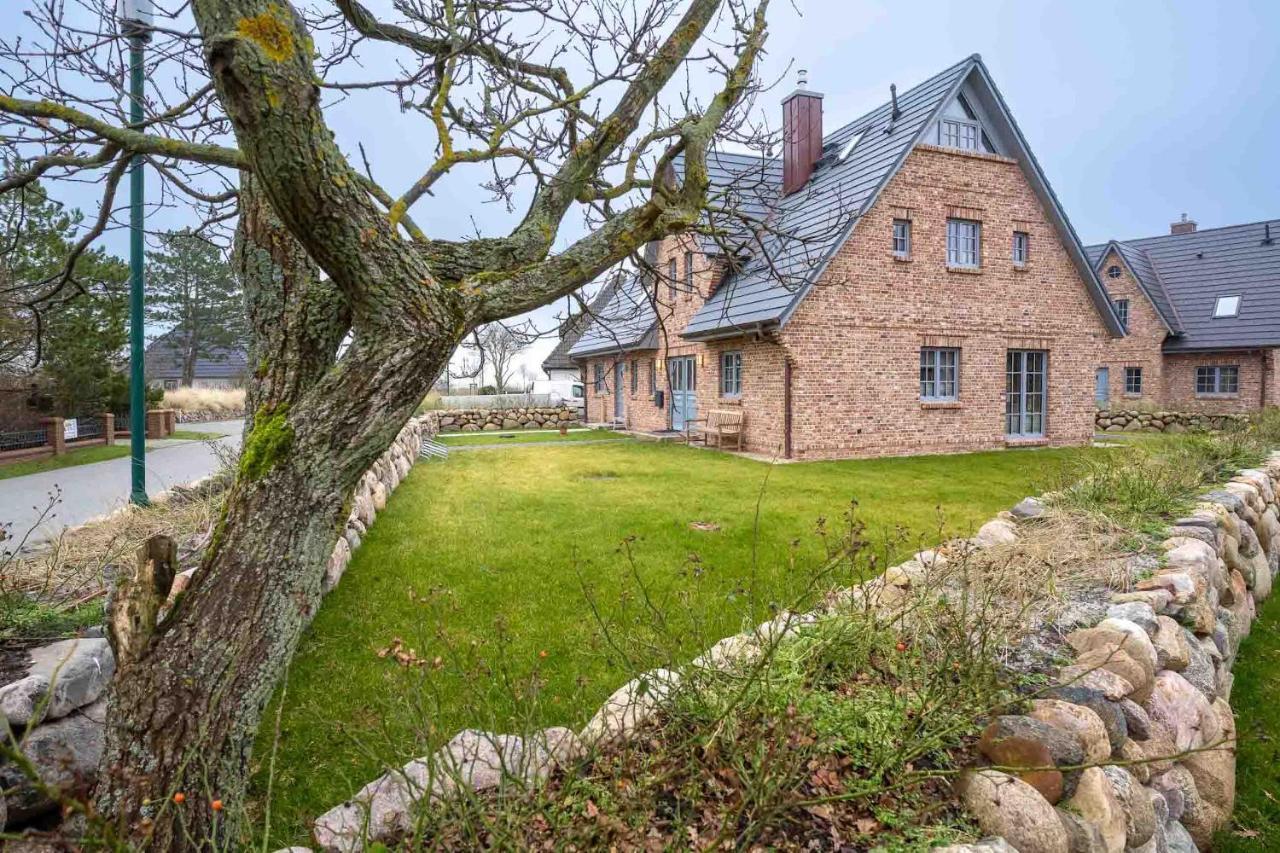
895, 641, 908, 653
211, 799, 223, 812
173, 792, 186, 804
538, 650, 549, 658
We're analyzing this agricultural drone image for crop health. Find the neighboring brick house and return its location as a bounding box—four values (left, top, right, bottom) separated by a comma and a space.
569, 55, 1125, 460
1087, 219, 1280, 413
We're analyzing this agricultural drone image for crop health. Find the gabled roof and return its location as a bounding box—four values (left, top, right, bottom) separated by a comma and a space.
541, 276, 625, 372
1088, 221, 1280, 352
144, 330, 248, 380
566, 271, 658, 358
1084, 241, 1183, 334
682, 54, 1124, 339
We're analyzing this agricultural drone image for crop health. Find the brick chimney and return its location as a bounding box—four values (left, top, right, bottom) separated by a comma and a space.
1171, 213, 1198, 235
782, 69, 823, 195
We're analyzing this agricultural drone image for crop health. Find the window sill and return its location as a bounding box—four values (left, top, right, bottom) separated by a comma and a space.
1012, 263, 1030, 272
1005, 437, 1049, 448
920, 400, 961, 410
1195, 393, 1239, 400
1122, 393, 1143, 399
892, 255, 912, 263
946, 265, 983, 275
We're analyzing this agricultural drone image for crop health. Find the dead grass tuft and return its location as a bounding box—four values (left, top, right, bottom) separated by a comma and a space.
162, 386, 246, 414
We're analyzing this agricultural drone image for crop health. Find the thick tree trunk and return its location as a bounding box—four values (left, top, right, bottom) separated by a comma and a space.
95, 179, 454, 849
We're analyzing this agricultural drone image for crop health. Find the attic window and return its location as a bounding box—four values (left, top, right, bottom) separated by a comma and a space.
940, 119, 979, 151
1107, 265, 1122, 279
1213, 295, 1241, 318
839, 128, 868, 161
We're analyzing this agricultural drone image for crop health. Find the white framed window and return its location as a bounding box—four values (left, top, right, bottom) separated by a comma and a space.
1213, 295, 1241, 318
946, 218, 981, 268
920, 347, 959, 401
630, 360, 638, 395
1124, 367, 1142, 395
1114, 299, 1130, 333
720, 351, 742, 397
1012, 231, 1029, 266
667, 257, 677, 299
1196, 365, 1239, 395
649, 359, 657, 394
684, 250, 695, 297
892, 219, 911, 259
593, 364, 605, 393
941, 119, 980, 151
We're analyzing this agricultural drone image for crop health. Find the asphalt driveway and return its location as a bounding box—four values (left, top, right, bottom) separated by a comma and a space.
0, 419, 244, 545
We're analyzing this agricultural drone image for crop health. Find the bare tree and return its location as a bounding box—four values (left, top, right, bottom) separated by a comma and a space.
465, 322, 535, 393
1, 0, 774, 845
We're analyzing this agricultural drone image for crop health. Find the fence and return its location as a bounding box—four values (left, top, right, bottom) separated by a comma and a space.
434, 392, 558, 410
0, 410, 178, 468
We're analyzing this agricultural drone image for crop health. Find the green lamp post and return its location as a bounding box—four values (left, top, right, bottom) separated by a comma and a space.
119, 0, 152, 505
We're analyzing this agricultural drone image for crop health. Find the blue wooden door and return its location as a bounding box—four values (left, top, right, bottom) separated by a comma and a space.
614, 362, 625, 420
669, 356, 697, 430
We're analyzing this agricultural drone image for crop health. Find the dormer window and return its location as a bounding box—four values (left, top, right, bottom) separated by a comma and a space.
1213, 295, 1240, 318
1107, 265, 1122, 279
940, 119, 980, 151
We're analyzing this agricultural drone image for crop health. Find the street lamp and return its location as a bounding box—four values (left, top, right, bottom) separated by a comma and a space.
118, 0, 152, 505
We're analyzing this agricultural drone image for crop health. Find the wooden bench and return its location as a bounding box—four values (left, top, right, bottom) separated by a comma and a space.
686, 409, 745, 451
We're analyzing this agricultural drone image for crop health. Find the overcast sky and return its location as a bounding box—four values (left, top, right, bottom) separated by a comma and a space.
6, 0, 1279, 384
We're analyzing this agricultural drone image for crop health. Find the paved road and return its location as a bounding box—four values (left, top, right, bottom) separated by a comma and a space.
0, 420, 244, 544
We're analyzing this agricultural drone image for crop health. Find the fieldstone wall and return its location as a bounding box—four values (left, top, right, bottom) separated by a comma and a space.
175, 408, 247, 424
943, 458, 1280, 853
432, 406, 581, 433
1096, 408, 1250, 434
310, 453, 1280, 853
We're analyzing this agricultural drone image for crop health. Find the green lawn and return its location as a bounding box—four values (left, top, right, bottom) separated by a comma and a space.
0, 430, 228, 480
437, 428, 627, 445
255, 440, 1100, 844
1217, 589, 1280, 850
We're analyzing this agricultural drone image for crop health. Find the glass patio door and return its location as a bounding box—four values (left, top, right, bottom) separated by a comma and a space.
1006, 350, 1047, 437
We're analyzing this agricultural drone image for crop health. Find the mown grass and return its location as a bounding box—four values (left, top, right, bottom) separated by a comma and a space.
437, 429, 627, 445
1217, 589, 1280, 850
254, 440, 1099, 844
0, 431, 228, 481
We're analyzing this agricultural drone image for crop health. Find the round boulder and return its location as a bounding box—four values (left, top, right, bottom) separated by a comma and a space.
957, 769, 1069, 853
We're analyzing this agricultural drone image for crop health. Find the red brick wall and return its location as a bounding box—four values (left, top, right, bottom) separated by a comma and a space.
1161, 351, 1268, 413
777, 144, 1114, 459
1095, 248, 1168, 407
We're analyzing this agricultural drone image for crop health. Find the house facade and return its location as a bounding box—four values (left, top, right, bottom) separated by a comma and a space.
1088, 219, 1280, 413
144, 331, 248, 390
570, 55, 1126, 460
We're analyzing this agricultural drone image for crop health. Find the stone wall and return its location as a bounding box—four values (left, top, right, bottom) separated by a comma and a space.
943, 460, 1280, 853
432, 406, 581, 433
1096, 408, 1251, 433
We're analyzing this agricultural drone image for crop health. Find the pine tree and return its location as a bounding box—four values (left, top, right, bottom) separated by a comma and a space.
146, 229, 246, 386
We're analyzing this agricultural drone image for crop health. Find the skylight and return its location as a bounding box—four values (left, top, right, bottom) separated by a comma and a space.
840, 128, 869, 161
1213, 295, 1241, 318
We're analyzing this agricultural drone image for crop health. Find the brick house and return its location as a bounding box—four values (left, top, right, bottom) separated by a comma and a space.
1087, 218, 1280, 413
569, 55, 1125, 460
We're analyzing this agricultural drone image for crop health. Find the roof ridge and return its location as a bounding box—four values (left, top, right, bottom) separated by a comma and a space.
819, 54, 980, 145
1108, 217, 1280, 246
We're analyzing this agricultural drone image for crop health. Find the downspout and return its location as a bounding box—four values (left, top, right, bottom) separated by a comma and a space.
783, 357, 793, 459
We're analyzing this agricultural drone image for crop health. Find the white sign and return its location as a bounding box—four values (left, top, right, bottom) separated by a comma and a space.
64, 418, 78, 441
117, 0, 155, 26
